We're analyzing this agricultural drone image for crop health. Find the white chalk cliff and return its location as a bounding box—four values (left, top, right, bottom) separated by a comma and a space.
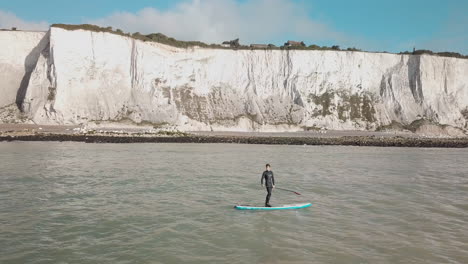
2, 27, 468, 131
0, 31, 47, 108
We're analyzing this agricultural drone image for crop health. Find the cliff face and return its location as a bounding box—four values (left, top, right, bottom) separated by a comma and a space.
4, 27, 468, 131
0, 31, 47, 108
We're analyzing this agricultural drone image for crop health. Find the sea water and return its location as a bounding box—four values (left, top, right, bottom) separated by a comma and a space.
1, 142, 467, 263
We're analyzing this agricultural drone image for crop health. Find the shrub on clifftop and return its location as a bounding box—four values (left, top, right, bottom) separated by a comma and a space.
49, 24, 468, 58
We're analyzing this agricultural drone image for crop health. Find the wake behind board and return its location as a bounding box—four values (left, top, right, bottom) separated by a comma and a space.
234, 203, 311, 210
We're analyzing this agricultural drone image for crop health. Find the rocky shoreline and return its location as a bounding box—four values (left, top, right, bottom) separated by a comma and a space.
1, 133, 468, 148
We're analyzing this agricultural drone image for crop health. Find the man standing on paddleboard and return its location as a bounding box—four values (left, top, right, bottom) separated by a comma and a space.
261, 164, 275, 207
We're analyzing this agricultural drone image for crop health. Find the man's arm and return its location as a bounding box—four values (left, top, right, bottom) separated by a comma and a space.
272, 172, 275, 187
261, 171, 265, 185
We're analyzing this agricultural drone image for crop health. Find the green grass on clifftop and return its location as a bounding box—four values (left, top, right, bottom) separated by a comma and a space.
50, 24, 468, 58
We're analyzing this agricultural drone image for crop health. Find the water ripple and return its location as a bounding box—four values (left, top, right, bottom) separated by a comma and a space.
0, 142, 467, 263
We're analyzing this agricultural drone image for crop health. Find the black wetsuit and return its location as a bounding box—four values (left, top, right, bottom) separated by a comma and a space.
261, 170, 275, 206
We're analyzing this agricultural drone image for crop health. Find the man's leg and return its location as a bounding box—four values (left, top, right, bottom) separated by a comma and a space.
265, 187, 272, 206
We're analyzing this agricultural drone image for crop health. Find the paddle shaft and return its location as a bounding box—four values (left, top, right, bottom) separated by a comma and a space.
275, 187, 301, 195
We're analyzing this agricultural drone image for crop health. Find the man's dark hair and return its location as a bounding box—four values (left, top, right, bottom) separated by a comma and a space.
266, 164, 271, 168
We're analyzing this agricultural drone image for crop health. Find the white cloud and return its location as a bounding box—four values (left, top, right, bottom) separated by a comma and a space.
87, 0, 353, 46
0, 10, 49, 31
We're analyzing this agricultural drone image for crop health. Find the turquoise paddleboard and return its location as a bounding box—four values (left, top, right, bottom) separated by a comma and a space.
234, 203, 312, 210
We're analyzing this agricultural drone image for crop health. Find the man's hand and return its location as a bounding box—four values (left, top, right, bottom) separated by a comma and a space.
261, 184, 264, 187
273, 185, 275, 189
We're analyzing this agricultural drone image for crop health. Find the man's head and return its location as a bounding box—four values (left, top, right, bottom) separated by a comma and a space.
266, 164, 271, 171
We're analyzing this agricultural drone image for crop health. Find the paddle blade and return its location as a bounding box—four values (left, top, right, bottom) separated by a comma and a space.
276, 187, 302, 195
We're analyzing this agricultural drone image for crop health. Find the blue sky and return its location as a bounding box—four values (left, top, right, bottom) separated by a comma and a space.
1, 0, 467, 53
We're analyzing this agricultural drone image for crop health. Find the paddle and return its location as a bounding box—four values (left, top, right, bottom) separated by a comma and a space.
275, 187, 301, 195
